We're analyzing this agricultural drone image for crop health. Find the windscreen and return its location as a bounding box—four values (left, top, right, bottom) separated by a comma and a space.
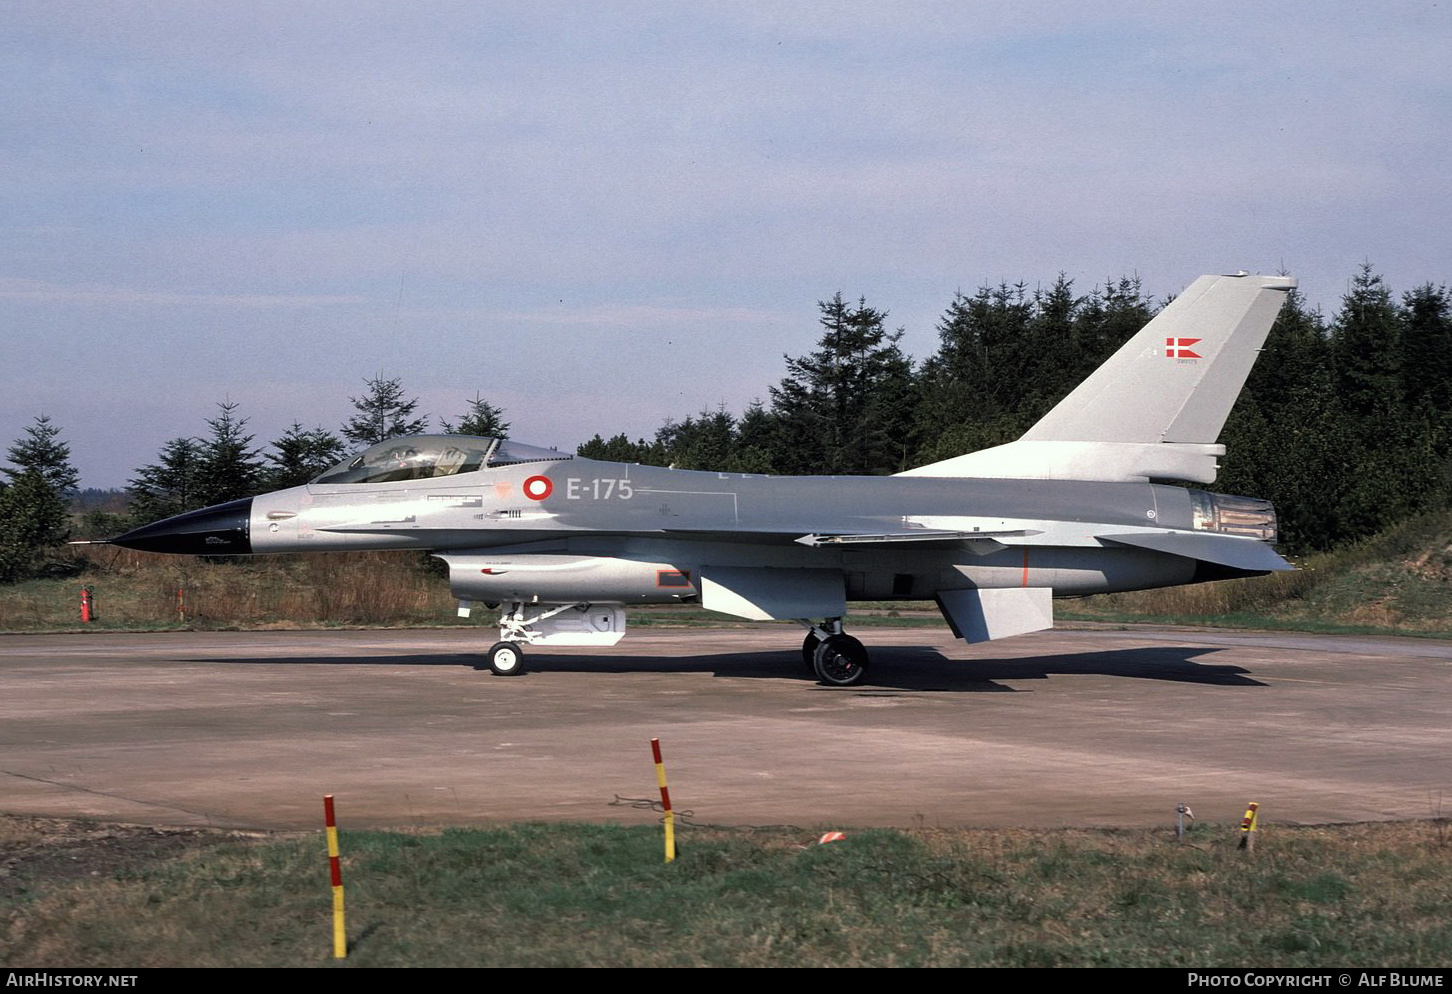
312, 435, 571, 484
313, 437, 495, 484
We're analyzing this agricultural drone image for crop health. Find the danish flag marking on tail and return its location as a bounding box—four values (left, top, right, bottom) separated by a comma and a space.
1166, 337, 1202, 359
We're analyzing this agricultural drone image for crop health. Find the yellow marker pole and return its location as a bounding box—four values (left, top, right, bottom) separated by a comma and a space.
1239, 801, 1259, 852
324, 794, 346, 958
650, 738, 675, 863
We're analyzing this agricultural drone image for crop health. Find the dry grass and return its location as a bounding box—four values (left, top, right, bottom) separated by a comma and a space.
0, 548, 460, 631
1069, 510, 1452, 634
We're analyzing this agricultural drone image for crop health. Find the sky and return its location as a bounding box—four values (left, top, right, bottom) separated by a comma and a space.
3, 1, 1450, 488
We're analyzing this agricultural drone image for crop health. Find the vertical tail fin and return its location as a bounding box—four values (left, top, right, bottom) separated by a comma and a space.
899, 272, 1296, 483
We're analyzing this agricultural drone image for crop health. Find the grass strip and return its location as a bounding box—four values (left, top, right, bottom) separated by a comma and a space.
4, 817, 1451, 968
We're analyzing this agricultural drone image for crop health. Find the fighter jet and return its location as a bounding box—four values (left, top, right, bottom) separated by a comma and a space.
111, 272, 1297, 686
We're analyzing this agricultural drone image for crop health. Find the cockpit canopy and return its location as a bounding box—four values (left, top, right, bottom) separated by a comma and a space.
312, 435, 571, 485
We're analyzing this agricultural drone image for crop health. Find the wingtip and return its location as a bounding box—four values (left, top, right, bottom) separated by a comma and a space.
1221, 271, 1297, 291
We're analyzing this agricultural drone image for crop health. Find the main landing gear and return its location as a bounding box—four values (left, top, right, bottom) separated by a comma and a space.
799, 619, 868, 687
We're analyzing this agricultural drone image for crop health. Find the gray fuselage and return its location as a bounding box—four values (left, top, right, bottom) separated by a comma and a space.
247, 452, 1214, 604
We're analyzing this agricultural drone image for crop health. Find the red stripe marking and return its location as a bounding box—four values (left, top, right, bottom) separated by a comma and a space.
659, 786, 672, 812
1022, 549, 1030, 587
330, 857, 342, 887
651, 738, 663, 764
324, 794, 336, 827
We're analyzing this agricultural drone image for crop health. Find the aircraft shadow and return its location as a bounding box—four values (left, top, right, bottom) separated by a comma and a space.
527, 644, 1264, 691
189, 643, 1263, 692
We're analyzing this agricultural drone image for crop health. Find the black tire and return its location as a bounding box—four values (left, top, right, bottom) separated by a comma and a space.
812, 634, 868, 687
802, 632, 821, 672
486, 641, 526, 676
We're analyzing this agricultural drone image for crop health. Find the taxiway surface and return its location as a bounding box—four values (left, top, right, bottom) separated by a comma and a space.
3, 627, 1449, 831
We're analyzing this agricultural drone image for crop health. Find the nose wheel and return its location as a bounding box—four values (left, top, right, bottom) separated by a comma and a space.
485, 641, 526, 676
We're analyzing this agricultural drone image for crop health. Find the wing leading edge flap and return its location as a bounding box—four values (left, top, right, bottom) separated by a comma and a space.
936, 588, 1054, 643
698, 566, 846, 621
1098, 531, 1293, 572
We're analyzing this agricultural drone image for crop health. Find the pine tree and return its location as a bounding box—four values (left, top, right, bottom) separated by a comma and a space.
1220, 289, 1346, 551
1398, 283, 1452, 515
1024, 274, 1082, 410
127, 437, 205, 525
727, 401, 778, 474
342, 374, 428, 447
1244, 286, 1329, 408
197, 401, 264, 506
0, 417, 76, 581
1400, 283, 1452, 413
1071, 275, 1155, 381
576, 433, 666, 465
657, 407, 740, 470
266, 423, 347, 490
0, 469, 70, 582
769, 293, 917, 475
1323, 264, 1445, 538
908, 274, 1151, 470
913, 283, 1038, 461
441, 394, 510, 438
5, 414, 79, 496
1333, 264, 1403, 420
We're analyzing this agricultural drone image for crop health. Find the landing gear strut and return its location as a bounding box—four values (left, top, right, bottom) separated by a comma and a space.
798, 619, 868, 687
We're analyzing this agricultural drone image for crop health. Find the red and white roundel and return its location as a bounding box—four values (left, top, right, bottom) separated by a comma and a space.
522, 475, 553, 501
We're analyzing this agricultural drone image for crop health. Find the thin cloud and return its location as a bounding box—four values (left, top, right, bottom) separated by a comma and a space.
0, 278, 368, 308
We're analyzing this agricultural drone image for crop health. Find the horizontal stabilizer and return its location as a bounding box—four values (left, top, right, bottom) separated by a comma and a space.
1098, 531, 1292, 572
936, 587, 1054, 643
699, 566, 846, 621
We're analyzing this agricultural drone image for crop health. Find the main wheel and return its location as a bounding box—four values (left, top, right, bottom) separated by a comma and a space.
486, 641, 526, 676
812, 634, 867, 687
801, 632, 821, 672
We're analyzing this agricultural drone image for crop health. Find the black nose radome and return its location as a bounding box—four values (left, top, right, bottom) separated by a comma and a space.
111, 497, 253, 555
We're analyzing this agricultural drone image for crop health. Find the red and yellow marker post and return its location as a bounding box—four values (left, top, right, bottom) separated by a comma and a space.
650, 738, 676, 863
324, 794, 346, 958
1239, 801, 1260, 852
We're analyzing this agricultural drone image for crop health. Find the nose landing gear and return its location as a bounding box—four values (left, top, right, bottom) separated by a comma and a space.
485, 641, 525, 676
